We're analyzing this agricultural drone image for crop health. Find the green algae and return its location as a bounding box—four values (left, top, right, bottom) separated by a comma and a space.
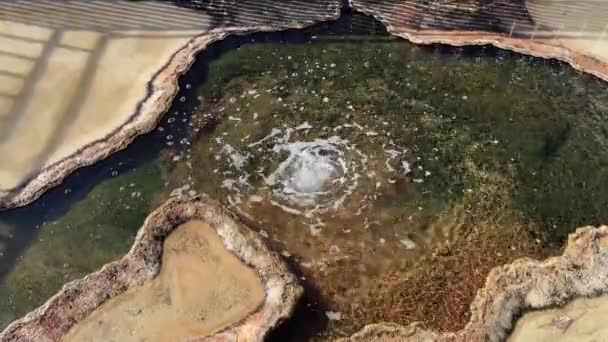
194, 40, 608, 242
0, 163, 165, 328
183, 40, 608, 336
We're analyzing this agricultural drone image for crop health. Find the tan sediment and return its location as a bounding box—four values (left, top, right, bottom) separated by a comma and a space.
0, 0, 342, 210
0, 27, 225, 208
526, 0, 608, 65
508, 295, 608, 342
341, 226, 608, 342
61, 220, 265, 342
0, 197, 302, 342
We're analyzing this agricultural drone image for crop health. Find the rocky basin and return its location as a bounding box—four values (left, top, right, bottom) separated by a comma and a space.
1, 1, 608, 341
0, 197, 301, 342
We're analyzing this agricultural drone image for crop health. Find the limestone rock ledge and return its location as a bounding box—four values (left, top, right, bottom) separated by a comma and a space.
0, 197, 302, 342
0, 0, 342, 211
342, 226, 608, 342
350, 0, 608, 82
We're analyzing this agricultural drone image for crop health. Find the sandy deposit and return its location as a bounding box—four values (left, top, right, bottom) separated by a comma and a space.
0, 1, 210, 207
526, 0, 608, 65
508, 295, 608, 342
0, 197, 302, 342
61, 220, 265, 342
0, 0, 341, 210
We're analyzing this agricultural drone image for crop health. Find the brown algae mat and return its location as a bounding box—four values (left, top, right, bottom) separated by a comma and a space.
343, 226, 608, 342
0, 197, 302, 342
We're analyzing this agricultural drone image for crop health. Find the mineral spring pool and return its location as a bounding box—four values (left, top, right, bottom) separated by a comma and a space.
1, 13, 608, 340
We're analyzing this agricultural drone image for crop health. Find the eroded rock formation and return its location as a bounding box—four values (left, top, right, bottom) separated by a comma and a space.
0, 197, 302, 342
350, 0, 608, 82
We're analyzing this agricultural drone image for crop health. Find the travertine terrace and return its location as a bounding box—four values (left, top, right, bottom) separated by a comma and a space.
61, 220, 266, 342
0, 1, 210, 207
0, 0, 341, 210
0, 197, 302, 342
350, 0, 608, 81
509, 295, 608, 342
342, 226, 608, 342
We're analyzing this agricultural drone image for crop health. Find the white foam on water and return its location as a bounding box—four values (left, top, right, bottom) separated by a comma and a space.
213, 119, 415, 235
265, 136, 349, 208
221, 144, 249, 169
400, 238, 417, 250
402, 160, 412, 174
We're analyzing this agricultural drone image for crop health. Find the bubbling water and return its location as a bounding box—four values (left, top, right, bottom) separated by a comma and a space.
213, 120, 412, 233
265, 137, 355, 210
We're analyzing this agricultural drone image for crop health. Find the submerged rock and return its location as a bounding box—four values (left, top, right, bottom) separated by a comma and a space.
0, 197, 302, 342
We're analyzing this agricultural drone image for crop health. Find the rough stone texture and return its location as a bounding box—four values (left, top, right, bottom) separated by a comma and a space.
350, 0, 608, 82
341, 226, 608, 342
0, 197, 302, 342
61, 220, 266, 342
0, 0, 341, 210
